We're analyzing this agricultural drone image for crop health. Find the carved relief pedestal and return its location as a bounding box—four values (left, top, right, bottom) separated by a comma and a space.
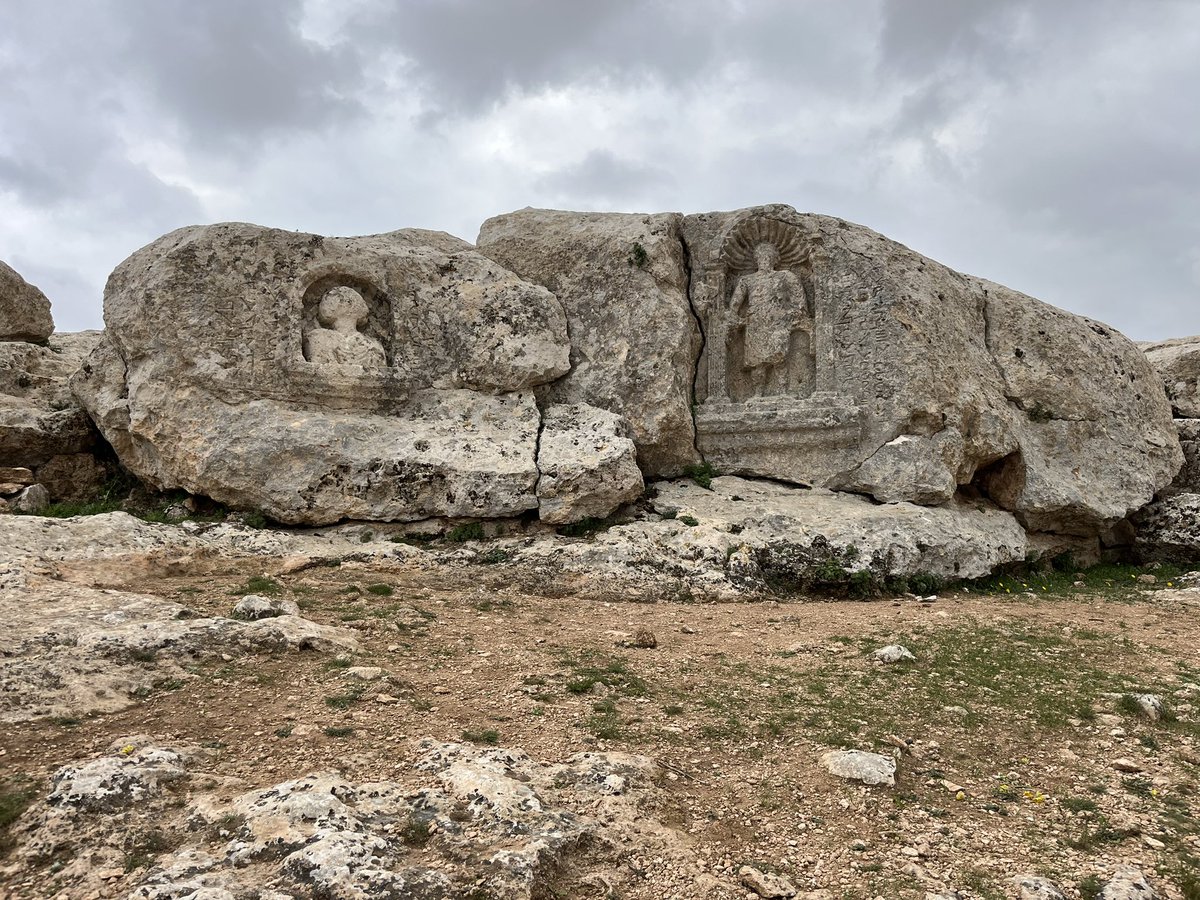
696, 394, 861, 485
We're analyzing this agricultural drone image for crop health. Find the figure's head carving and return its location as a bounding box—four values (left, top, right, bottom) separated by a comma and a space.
318, 286, 369, 331
303, 283, 387, 369
754, 242, 780, 272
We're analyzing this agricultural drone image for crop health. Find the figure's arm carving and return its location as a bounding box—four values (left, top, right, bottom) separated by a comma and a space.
730, 278, 750, 322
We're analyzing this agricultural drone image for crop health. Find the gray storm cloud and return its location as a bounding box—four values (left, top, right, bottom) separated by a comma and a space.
0, 0, 1196, 338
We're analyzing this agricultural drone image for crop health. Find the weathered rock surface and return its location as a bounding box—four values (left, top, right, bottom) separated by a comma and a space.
873, 644, 915, 664
0, 330, 111, 498
1160, 418, 1200, 496
71, 223, 572, 525
0, 511, 420, 722
1133, 492, 1200, 563
1142, 335, 1200, 418
0, 580, 358, 722
478, 208, 701, 476
512, 476, 1027, 600
66, 208, 1179, 539
535, 402, 644, 524
684, 204, 1180, 535
5, 738, 669, 899
11, 482, 49, 513
740, 864, 799, 898
652, 476, 1026, 583
233, 593, 300, 619
0, 510, 427, 587
0, 258, 53, 342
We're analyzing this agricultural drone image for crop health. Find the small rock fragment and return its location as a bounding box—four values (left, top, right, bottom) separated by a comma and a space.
819, 750, 896, 786
631, 627, 657, 649
233, 594, 300, 620
1012, 874, 1065, 900
344, 666, 384, 682
1099, 866, 1158, 900
12, 483, 50, 513
1111, 758, 1143, 773
1130, 693, 1164, 721
738, 864, 798, 898
873, 645, 915, 664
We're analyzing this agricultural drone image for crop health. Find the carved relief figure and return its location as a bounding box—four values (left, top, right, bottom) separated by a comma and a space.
302, 286, 386, 370
705, 218, 816, 402
731, 241, 812, 396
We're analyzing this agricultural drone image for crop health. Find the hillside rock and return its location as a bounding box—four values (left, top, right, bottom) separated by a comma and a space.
478, 208, 701, 475
1142, 335, 1200, 418
0, 330, 110, 499
70, 223, 571, 525
536, 403, 644, 524
683, 205, 1180, 535
0, 259, 53, 342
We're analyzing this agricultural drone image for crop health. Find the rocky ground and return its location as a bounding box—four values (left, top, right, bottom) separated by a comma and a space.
1, 514, 1199, 900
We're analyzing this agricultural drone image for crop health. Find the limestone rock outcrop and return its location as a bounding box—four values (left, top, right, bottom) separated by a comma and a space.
5, 737, 667, 899
1142, 335, 1200, 418
478, 208, 701, 476
1, 580, 358, 723
1133, 493, 1200, 564
1167, 419, 1200, 495
683, 205, 1180, 535
0, 330, 111, 501
71, 223, 574, 525
516, 476, 1027, 599
0, 258, 53, 342
66, 208, 1182, 544
535, 403, 644, 525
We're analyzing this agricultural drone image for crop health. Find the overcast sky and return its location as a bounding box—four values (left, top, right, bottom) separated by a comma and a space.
2, 0, 1197, 339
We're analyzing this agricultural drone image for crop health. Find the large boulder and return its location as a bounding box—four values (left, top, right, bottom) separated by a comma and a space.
682, 205, 1181, 535
1142, 335, 1200, 418
536, 403, 644, 525
478, 208, 701, 476
0, 330, 111, 500
0, 259, 53, 343
71, 223, 572, 525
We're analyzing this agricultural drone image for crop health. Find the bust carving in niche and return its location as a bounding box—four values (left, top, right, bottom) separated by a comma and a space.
303, 286, 386, 370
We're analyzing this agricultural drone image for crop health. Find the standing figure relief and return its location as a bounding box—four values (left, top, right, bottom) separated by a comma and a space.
704, 217, 817, 403
731, 241, 812, 397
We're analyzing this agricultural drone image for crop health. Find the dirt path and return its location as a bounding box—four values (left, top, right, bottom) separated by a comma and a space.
3, 556, 1199, 899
